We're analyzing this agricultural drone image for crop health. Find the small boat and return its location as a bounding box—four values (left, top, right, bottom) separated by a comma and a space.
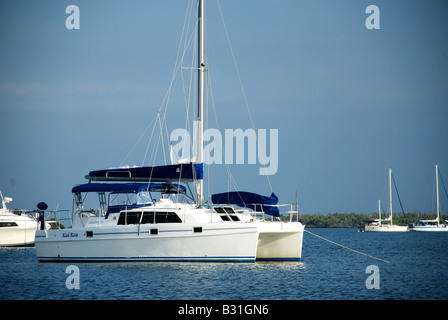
0, 190, 38, 246
364, 168, 409, 232
412, 165, 448, 232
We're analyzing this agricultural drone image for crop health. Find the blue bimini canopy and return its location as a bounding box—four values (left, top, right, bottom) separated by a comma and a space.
211, 191, 279, 217
86, 163, 203, 183
413, 220, 427, 226
72, 182, 186, 194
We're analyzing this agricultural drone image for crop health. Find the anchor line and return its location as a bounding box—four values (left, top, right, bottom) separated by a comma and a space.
304, 229, 391, 264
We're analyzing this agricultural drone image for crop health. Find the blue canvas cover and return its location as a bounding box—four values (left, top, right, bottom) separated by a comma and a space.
86, 163, 203, 182
211, 191, 279, 217
72, 182, 186, 194
413, 220, 427, 226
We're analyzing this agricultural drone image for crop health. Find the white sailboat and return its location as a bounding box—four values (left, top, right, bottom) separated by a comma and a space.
364, 168, 409, 232
34, 0, 304, 262
0, 190, 38, 246
412, 164, 448, 232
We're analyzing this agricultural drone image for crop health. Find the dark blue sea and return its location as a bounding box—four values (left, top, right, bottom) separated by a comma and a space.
1, 228, 447, 301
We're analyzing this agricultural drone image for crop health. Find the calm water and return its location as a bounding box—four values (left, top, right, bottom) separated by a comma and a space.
1, 228, 447, 300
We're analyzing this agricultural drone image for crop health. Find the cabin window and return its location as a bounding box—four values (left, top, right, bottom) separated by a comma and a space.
155, 212, 182, 224
214, 206, 231, 221
223, 207, 235, 214
214, 207, 240, 221
118, 211, 182, 225
86, 231, 93, 237
229, 215, 240, 221
214, 207, 225, 213
0, 222, 18, 227
193, 227, 202, 233
219, 215, 231, 221
222, 207, 240, 221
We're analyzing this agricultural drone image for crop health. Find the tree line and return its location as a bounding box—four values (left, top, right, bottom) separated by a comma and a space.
280, 212, 448, 228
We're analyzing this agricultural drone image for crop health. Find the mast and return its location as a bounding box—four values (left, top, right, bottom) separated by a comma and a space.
436, 164, 440, 225
378, 199, 381, 221
196, 0, 205, 207
389, 168, 393, 225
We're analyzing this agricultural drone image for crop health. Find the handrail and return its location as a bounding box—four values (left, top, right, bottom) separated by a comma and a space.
213, 202, 300, 222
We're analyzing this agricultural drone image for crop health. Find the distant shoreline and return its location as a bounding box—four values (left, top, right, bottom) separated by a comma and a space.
280, 212, 448, 228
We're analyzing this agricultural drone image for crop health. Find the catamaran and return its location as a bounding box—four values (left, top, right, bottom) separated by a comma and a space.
412, 164, 448, 232
34, 0, 304, 262
364, 168, 408, 232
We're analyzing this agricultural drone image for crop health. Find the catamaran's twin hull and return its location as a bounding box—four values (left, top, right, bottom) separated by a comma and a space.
35, 223, 259, 262
256, 222, 304, 261
35, 222, 304, 262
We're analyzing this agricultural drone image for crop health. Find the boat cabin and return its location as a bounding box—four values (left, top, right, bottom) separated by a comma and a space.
71, 182, 188, 219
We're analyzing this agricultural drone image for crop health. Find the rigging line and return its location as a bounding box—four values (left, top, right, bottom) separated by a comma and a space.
216, 0, 254, 129
151, 116, 165, 166
431, 169, 436, 214
216, 0, 273, 193
180, 16, 198, 160
205, 55, 241, 194
170, 0, 194, 96
121, 116, 157, 166
149, 109, 169, 167
179, 4, 198, 150
380, 202, 386, 217
180, 52, 192, 140
391, 173, 405, 215
151, 1, 196, 166
123, 4, 190, 167
158, 112, 168, 165
304, 229, 391, 264
180, 0, 195, 66
438, 167, 448, 202
142, 112, 161, 165
185, 26, 198, 154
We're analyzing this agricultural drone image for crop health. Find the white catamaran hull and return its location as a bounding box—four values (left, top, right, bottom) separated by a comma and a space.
256, 222, 304, 261
35, 223, 258, 262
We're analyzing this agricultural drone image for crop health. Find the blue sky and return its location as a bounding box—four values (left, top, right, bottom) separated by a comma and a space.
1, 0, 448, 215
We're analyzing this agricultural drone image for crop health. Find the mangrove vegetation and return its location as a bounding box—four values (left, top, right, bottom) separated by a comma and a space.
280, 212, 448, 228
